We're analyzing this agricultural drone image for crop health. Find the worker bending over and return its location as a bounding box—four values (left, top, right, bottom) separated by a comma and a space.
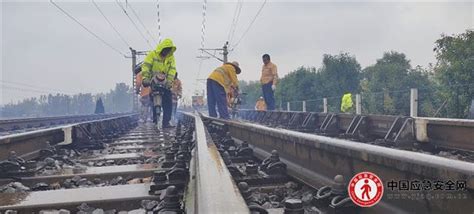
207, 61, 241, 119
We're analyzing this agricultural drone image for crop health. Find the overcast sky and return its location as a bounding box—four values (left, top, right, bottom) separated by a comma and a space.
1, 0, 473, 105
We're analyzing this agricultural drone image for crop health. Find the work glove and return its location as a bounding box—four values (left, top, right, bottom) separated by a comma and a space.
272, 85, 276, 91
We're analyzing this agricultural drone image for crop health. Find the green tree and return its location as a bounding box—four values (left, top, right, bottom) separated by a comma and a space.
103, 83, 133, 113
239, 80, 262, 109
0, 82, 133, 118
408, 66, 440, 117
275, 66, 320, 111
360, 51, 434, 116
318, 53, 361, 111
433, 30, 474, 118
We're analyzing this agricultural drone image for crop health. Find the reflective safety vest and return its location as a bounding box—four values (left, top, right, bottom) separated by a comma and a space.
141, 38, 177, 89
341, 93, 353, 113
208, 64, 239, 93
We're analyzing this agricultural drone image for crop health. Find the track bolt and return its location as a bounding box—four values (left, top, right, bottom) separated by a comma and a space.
284, 199, 304, 214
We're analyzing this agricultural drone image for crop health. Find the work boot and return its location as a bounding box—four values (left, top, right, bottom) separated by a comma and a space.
162, 124, 175, 129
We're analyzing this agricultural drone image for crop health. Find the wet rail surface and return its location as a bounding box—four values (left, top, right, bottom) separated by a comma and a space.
194, 115, 348, 214
1, 112, 251, 213
0, 112, 333, 213
0, 122, 173, 213
0, 114, 139, 161
198, 114, 474, 214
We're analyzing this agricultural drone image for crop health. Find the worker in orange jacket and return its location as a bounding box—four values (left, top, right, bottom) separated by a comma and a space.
261, 54, 278, 110
171, 73, 182, 123
135, 67, 152, 122
207, 61, 241, 119
255, 97, 267, 111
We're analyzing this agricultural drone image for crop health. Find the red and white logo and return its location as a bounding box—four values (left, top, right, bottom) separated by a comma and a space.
348, 171, 384, 207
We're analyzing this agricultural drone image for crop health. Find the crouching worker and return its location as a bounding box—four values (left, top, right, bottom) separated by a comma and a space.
255, 96, 267, 111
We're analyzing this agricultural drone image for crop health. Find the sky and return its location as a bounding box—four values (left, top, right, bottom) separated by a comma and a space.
1, 0, 473, 106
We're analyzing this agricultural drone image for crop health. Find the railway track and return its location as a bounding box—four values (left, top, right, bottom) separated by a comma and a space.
237, 110, 474, 161
0, 112, 472, 213
199, 111, 474, 213
0, 113, 132, 136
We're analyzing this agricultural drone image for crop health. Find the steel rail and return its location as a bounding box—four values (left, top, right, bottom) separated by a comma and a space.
414, 117, 474, 151
0, 121, 168, 212
182, 112, 249, 213
239, 109, 474, 152
203, 115, 474, 214
0, 113, 132, 134
0, 113, 138, 161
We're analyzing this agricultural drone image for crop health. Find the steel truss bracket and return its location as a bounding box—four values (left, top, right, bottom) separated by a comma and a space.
300, 113, 319, 132
393, 118, 415, 146
319, 113, 339, 136
287, 112, 308, 130
277, 112, 294, 128
262, 111, 276, 126
269, 111, 283, 127
248, 111, 258, 121
385, 117, 415, 147
256, 111, 267, 123
344, 115, 368, 141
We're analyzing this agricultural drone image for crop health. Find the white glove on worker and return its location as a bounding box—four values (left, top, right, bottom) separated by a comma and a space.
272, 85, 276, 91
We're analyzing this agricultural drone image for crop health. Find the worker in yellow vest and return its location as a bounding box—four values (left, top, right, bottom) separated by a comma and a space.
207, 61, 241, 119
141, 38, 177, 128
341, 92, 353, 113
